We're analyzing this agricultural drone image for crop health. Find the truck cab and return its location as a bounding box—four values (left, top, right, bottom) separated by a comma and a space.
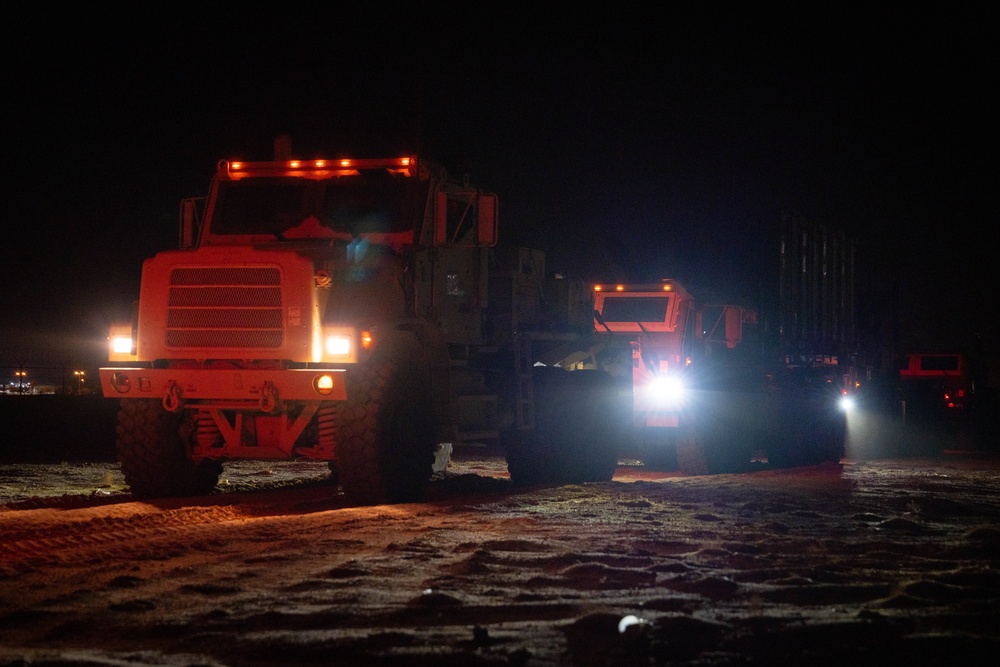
591, 281, 749, 468
99, 141, 501, 504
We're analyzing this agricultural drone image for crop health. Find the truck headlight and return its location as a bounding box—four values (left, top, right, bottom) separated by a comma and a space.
108, 324, 136, 362
325, 334, 351, 357
838, 394, 855, 413
316, 326, 357, 363
648, 375, 686, 406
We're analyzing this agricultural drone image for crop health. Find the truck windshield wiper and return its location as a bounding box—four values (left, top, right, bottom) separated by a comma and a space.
593, 308, 649, 335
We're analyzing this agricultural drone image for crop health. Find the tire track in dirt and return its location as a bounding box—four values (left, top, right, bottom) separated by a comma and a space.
1, 454, 999, 665
0, 485, 350, 569
0, 504, 255, 567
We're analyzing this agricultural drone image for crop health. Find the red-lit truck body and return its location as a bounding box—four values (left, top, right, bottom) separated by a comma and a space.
98, 140, 625, 503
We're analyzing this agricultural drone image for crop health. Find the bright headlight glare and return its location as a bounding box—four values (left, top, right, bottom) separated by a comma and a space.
111, 335, 133, 354
325, 335, 351, 357
108, 324, 136, 361
838, 395, 855, 413
647, 375, 686, 405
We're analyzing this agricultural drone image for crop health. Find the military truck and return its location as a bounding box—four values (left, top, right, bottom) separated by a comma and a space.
98, 137, 624, 504
589, 275, 855, 474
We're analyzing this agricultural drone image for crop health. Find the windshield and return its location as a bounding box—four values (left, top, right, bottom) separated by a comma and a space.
600, 296, 671, 324
209, 170, 421, 238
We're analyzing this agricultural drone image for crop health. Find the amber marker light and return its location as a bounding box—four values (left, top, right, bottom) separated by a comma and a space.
616, 285, 625, 291
361, 331, 373, 350
314, 160, 327, 167
339, 159, 352, 167
314, 374, 336, 396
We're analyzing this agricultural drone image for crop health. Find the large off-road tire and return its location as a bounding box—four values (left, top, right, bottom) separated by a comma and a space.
638, 428, 680, 471
675, 410, 755, 476
336, 358, 436, 505
569, 369, 626, 481
506, 368, 623, 486
116, 399, 222, 499
675, 423, 712, 475
767, 400, 846, 468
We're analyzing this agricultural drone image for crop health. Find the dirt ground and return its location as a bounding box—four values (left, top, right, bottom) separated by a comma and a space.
1, 443, 999, 666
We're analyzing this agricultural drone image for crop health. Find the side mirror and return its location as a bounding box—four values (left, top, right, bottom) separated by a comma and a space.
696, 305, 743, 348
434, 191, 498, 246
179, 198, 202, 248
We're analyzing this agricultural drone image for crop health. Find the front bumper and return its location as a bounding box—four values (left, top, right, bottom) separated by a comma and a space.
98, 367, 348, 405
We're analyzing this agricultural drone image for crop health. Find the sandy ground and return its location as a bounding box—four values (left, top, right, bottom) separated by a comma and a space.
1, 446, 999, 666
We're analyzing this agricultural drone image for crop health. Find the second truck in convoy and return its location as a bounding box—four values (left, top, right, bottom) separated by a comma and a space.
99, 138, 855, 503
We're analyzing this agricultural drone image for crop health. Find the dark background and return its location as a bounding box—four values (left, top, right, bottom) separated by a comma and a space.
2, 5, 996, 380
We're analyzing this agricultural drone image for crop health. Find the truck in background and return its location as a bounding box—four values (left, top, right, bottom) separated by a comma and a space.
898, 352, 971, 411
570, 212, 858, 474
587, 273, 855, 475
98, 138, 856, 504
897, 351, 975, 449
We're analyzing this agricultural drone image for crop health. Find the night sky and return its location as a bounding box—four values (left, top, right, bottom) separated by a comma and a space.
3, 5, 996, 373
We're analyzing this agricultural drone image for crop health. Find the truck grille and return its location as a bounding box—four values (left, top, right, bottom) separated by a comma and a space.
165, 267, 284, 349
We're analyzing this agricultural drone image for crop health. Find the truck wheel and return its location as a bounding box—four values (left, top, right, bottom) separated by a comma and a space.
336, 359, 436, 505
506, 368, 621, 486
116, 399, 222, 499
639, 428, 680, 471
675, 424, 710, 475
675, 415, 752, 475
817, 414, 847, 463
505, 366, 565, 486
767, 423, 803, 468
768, 404, 846, 468
568, 369, 623, 482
